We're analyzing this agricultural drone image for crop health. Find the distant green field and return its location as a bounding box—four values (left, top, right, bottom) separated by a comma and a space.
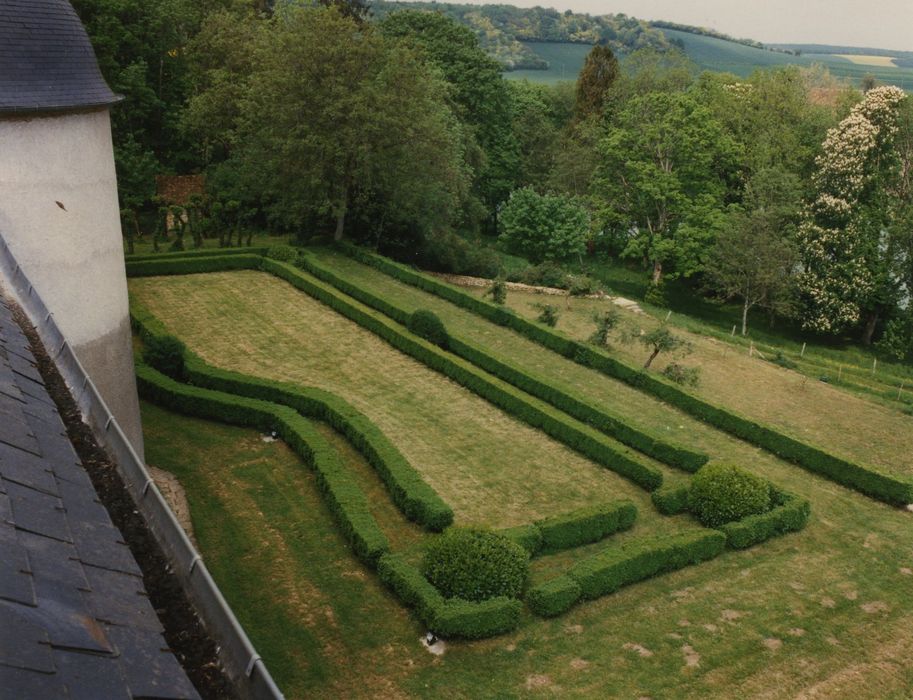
504, 41, 591, 83
505, 30, 913, 90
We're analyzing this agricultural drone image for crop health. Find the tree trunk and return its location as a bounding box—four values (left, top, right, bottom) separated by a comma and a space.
741, 298, 750, 336
651, 260, 662, 285
644, 347, 660, 369
333, 188, 348, 242
861, 310, 879, 346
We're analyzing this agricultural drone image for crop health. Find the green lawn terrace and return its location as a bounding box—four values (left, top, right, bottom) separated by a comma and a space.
126, 247, 913, 698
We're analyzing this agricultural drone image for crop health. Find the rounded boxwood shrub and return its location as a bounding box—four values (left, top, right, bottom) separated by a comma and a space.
688, 463, 772, 527
142, 335, 186, 380
408, 309, 448, 348
422, 528, 529, 602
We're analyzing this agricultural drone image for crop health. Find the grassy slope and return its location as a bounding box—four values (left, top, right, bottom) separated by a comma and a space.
506, 31, 913, 89
306, 249, 913, 480
566, 256, 913, 412
128, 271, 665, 528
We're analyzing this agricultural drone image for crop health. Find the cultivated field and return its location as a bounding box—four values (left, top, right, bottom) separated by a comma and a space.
506, 33, 913, 90
131, 254, 913, 699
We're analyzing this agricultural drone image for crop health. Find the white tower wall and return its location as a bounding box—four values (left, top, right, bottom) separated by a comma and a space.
0, 108, 144, 455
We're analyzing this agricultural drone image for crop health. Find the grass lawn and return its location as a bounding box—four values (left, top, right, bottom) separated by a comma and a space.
304, 249, 913, 480
129, 271, 664, 528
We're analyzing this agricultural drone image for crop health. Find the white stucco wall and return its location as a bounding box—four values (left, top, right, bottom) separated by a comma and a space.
0, 109, 144, 455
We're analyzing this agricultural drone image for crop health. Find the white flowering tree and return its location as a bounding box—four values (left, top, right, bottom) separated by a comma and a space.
797, 86, 908, 340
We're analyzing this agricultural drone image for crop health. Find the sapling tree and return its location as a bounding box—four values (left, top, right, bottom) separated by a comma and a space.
638, 325, 689, 369
588, 307, 621, 347
535, 303, 560, 327
485, 277, 507, 305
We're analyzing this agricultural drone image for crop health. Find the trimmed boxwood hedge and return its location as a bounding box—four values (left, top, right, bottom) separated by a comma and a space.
651, 484, 691, 515
377, 553, 522, 639
688, 463, 772, 527
131, 302, 453, 532
535, 501, 637, 554
408, 310, 449, 349
126, 253, 262, 277
298, 251, 706, 473
339, 244, 913, 507
125, 246, 269, 263
498, 523, 543, 555
567, 529, 726, 601
135, 363, 390, 564
719, 490, 810, 549
526, 575, 582, 618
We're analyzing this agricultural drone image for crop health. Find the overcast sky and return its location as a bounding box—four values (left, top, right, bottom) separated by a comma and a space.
409, 0, 913, 52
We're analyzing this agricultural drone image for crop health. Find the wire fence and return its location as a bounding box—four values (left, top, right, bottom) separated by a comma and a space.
0, 234, 283, 700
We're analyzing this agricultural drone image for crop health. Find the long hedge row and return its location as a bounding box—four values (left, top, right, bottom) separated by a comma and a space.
377, 553, 522, 638
499, 500, 637, 556
135, 363, 390, 564
131, 303, 453, 531
125, 247, 269, 263
526, 529, 725, 617
297, 251, 707, 473
125, 253, 262, 277
340, 244, 913, 507
256, 257, 664, 491
535, 501, 637, 554
719, 491, 810, 549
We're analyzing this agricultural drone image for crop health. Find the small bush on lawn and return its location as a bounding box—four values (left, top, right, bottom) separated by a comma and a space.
521, 261, 568, 288
265, 245, 299, 263
422, 528, 529, 602
142, 334, 186, 380
568, 274, 600, 297
535, 303, 561, 327
407, 310, 448, 348
588, 308, 621, 347
662, 362, 701, 387
485, 278, 508, 305
688, 463, 772, 527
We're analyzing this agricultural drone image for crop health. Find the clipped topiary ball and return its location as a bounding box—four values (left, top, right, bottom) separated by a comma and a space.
142, 334, 186, 380
422, 528, 529, 602
408, 309, 448, 348
688, 463, 772, 527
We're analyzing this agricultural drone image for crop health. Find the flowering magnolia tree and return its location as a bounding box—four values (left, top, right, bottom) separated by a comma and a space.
797, 86, 908, 337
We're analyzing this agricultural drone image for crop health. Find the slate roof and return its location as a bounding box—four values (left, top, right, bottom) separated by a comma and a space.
0, 294, 200, 699
0, 0, 119, 114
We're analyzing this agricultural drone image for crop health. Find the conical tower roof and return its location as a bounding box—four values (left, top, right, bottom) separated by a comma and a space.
0, 0, 118, 114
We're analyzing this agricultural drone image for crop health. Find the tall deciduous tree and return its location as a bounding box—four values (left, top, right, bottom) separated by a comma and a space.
575, 45, 619, 118
706, 169, 801, 335
797, 86, 908, 339
189, 6, 468, 241
379, 11, 519, 225
593, 91, 740, 287
499, 188, 588, 263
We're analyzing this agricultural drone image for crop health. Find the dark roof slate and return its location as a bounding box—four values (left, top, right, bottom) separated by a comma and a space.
0, 294, 199, 699
0, 0, 119, 114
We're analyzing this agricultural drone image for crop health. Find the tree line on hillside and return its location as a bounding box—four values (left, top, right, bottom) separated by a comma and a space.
75, 0, 913, 360
370, 1, 671, 70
